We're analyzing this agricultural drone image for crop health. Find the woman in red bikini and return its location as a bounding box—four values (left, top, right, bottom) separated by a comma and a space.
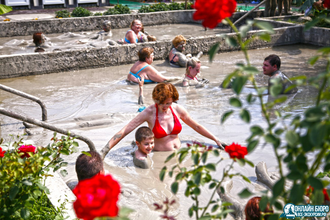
101, 83, 227, 159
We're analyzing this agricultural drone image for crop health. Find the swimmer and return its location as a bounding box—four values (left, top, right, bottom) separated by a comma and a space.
33, 32, 52, 49
263, 54, 298, 94
123, 19, 147, 44
90, 20, 117, 46
101, 83, 228, 159
127, 47, 181, 84
169, 35, 203, 67
133, 126, 154, 169
182, 57, 209, 88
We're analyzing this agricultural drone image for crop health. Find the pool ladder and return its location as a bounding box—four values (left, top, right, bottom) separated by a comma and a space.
0, 84, 96, 151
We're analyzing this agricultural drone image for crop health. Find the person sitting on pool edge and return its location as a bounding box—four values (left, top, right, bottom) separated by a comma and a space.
127, 47, 181, 84
263, 54, 298, 94
133, 126, 154, 169
169, 35, 203, 67
101, 82, 228, 159
183, 57, 209, 88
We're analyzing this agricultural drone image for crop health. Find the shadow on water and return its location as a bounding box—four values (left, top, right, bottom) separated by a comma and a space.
0, 44, 325, 219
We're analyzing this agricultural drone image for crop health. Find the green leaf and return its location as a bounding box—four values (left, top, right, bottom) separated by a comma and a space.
309, 124, 328, 147
193, 187, 201, 196
287, 171, 303, 181
238, 188, 252, 198
264, 134, 279, 147
285, 130, 299, 147
239, 24, 251, 38
272, 177, 285, 198
9, 186, 19, 200
165, 153, 175, 163
290, 184, 304, 204
225, 37, 238, 47
259, 196, 269, 212
247, 140, 259, 153
246, 93, 256, 104
192, 153, 200, 165
221, 110, 234, 124
267, 214, 280, 220
171, 182, 179, 194
82, 151, 91, 157
229, 97, 242, 108
159, 166, 167, 181
250, 125, 264, 136
232, 76, 248, 95
269, 83, 283, 97
192, 172, 202, 185
179, 151, 188, 163
209, 43, 220, 62
309, 55, 320, 65
201, 151, 208, 164
60, 169, 68, 177
211, 204, 220, 212
0, 4, 13, 15
312, 189, 324, 206
237, 158, 246, 166
254, 21, 274, 33
209, 182, 217, 189
20, 208, 30, 219
118, 207, 134, 217
239, 108, 251, 123
307, 176, 323, 190
273, 96, 287, 104
258, 32, 271, 42
304, 18, 320, 31
205, 163, 216, 171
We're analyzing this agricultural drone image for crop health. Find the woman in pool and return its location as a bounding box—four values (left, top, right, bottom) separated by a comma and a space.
127, 47, 181, 84
182, 57, 209, 88
124, 19, 146, 44
101, 83, 227, 158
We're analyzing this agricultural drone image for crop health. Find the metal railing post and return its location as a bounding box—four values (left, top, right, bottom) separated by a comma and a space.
0, 107, 96, 152
0, 84, 47, 121
232, 0, 266, 27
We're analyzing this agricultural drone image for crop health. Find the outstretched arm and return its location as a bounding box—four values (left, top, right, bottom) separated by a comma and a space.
100, 108, 150, 159
146, 66, 181, 83
177, 105, 227, 149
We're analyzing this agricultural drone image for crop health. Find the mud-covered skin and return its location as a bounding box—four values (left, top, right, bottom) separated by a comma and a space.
133, 152, 151, 169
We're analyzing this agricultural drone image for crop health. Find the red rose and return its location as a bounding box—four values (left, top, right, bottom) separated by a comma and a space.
225, 143, 248, 160
324, 0, 330, 8
0, 147, 6, 158
73, 174, 121, 220
18, 145, 36, 158
323, 189, 329, 201
193, 0, 237, 29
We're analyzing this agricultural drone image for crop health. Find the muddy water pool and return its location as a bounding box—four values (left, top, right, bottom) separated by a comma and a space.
0, 44, 325, 219
0, 23, 230, 55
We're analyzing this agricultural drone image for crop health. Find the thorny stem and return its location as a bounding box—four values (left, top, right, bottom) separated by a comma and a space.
200, 160, 235, 217
226, 17, 284, 178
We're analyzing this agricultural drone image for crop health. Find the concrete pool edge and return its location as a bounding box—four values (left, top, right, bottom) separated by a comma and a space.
0, 10, 264, 37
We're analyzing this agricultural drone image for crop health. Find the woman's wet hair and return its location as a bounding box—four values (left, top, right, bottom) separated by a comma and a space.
33, 32, 44, 47
264, 54, 281, 70
138, 47, 154, 62
186, 57, 200, 75
172, 35, 186, 48
135, 126, 154, 143
152, 83, 179, 104
245, 196, 273, 220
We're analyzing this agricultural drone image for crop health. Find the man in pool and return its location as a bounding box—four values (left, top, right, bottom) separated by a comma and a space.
75, 151, 105, 181
263, 54, 298, 94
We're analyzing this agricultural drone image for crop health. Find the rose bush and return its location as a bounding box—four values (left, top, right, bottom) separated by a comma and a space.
0, 147, 6, 157
324, 0, 330, 8
73, 174, 121, 220
193, 0, 236, 28
225, 143, 248, 160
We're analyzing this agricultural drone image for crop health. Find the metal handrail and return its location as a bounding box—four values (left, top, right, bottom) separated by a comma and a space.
0, 107, 96, 151
0, 84, 47, 121
232, 0, 267, 27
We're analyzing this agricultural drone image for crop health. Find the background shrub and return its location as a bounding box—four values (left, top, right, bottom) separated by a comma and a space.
93, 12, 103, 16
55, 9, 71, 18
71, 7, 93, 17
138, 2, 193, 13
103, 4, 130, 15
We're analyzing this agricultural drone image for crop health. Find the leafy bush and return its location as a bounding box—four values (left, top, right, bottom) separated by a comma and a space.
138, 2, 193, 13
93, 12, 103, 16
0, 133, 78, 219
103, 4, 130, 15
71, 7, 93, 17
55, 9, 71, 18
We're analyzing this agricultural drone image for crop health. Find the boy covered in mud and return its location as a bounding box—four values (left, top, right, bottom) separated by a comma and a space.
133, 126, 154, 169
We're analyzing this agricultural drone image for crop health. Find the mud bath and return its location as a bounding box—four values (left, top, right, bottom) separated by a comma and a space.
0, 44, 325, 219
0, 23, 230, 55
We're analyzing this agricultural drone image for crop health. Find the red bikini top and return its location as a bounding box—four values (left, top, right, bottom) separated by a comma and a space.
152, 104, 182, 139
